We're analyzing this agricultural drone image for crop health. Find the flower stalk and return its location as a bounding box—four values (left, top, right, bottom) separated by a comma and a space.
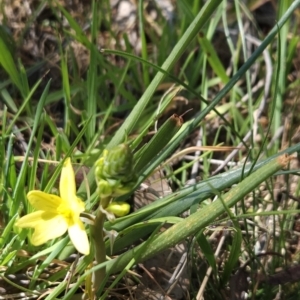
90, 196, 110, 292
91, 143, 136, 294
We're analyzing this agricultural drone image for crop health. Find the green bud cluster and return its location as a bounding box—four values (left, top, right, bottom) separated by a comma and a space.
95, 144, 136, 199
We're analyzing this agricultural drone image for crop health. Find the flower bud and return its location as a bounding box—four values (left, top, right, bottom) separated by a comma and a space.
106, 201, 130, 217
97, 180, 113, 198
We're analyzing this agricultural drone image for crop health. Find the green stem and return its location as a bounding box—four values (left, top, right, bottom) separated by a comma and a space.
90, 197, 111, 294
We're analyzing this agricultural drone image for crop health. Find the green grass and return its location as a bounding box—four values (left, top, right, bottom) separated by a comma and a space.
1, 0, 300, 299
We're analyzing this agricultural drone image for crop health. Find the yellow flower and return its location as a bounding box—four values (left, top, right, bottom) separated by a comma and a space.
15, 158, 90, 255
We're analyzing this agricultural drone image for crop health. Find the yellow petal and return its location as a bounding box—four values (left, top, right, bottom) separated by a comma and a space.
27, 191, 63, 212
30, 214, 68, 245
15, 211, 47, 228
68, 220, 90, 255
71, 197, 85, 214
60, 158, 77, 204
